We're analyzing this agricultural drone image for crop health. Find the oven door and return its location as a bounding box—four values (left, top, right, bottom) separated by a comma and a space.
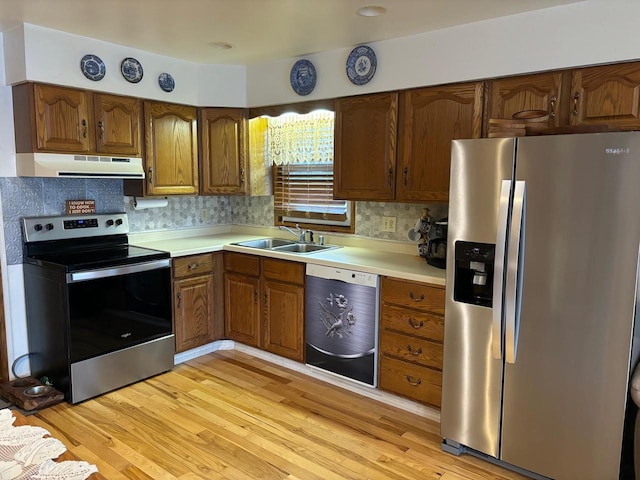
66, 259, 172, 363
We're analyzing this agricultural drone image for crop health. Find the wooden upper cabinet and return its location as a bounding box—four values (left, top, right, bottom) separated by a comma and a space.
199, 108, 248, 195
93, 93, 142, 156
486, 72, 563, 127
570, 62, 640, 129
144, 101, 199, 195
334, 92, 398, 201
23, 83, 92, 153
396, 82, 483, 202
13, 83, 143, 156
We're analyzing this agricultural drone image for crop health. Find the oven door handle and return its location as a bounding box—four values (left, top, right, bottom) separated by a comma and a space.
66, 259, 171, 283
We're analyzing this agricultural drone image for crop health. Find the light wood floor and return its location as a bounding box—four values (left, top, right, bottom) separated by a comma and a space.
28, 350, 529, 479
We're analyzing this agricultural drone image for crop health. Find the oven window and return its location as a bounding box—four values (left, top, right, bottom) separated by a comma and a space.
68, 267, 172, 363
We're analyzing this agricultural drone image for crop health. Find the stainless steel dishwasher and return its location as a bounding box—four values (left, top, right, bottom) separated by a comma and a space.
305, 264, 379, 386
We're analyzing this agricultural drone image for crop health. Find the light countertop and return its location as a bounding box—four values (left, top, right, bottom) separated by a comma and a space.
130, 228, 446, 286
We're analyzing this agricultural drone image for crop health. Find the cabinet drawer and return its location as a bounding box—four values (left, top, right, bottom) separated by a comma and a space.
173, 253, 213, 279
381, 277, 445, 314
262, 258, 304, 284
379, 356, 442, 407
224, 252, 260, 276
379, 330, 443, 370
380, 304, 444, 342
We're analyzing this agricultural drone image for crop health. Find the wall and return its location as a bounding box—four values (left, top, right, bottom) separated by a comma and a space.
247, 0, 640, 106
3, 23, 247, 107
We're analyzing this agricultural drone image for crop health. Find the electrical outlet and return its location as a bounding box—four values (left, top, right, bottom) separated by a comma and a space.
381, 216, 396, 232
200, 208, 209, 223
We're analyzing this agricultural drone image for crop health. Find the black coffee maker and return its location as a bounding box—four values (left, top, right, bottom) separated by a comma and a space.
425, 218, 448, 269
415, 208, 448, 269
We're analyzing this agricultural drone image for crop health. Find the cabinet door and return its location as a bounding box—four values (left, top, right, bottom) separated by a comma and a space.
144, 101, 199, 195
570, 62, 640, 129
199, 108, 248, 195
94, 93, 142, 156
33, 84, 92, 153
334, 92, 398, 200
396, 82, 483, 202
173, 274, 215, 353
224, 272, 260, 347
262, 279, 304, 362
486, 72, 563, 127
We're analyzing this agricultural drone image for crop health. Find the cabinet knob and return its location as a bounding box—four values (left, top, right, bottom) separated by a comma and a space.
81, 119, 87, 138
98, 120, 104, 139
403, 167, 408, 186
148, 167, 153, 184
176, 292, 182, 308
388, 167, 393, 186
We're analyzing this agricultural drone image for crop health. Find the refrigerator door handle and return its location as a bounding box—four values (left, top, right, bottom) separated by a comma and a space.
505, 180, 526, 364
492, 180, 511, 360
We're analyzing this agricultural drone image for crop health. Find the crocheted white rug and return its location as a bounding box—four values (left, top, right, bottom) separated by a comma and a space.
0, 409, 98, 479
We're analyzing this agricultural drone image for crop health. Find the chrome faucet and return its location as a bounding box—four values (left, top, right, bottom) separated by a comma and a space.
279, 224, 313, 243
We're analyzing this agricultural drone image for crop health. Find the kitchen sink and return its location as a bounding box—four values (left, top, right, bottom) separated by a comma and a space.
271, 243, 340, 254
232, 238, 341, 255
233, 238, 296, 249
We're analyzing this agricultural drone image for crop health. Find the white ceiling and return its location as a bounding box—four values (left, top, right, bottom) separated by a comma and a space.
0, 0, 586, 65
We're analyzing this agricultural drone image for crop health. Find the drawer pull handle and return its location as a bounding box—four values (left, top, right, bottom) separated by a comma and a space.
407, 345, 423, 356
408, 318, 424, 329
409, 292, 425, 302
188, 263, 199, 270
573, 92, 580, 116
406, 375, 422, 386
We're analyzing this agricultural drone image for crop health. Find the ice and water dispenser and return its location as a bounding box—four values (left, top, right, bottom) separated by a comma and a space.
453, 241, 496, 307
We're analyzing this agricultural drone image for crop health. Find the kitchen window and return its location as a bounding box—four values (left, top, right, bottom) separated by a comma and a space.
266, 110, 354, 233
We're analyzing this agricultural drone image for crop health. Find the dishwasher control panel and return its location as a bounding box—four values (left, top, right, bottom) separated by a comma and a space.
306, 264, 379, 287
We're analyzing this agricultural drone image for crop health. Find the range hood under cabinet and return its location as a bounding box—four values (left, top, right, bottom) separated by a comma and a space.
12, 82, 144, 179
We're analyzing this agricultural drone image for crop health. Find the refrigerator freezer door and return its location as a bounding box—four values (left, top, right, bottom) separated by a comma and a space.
441, 137, 515, 457
500, 132, 640, 479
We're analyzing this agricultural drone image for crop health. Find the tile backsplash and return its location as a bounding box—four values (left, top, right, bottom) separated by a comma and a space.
0, 177, 448, 265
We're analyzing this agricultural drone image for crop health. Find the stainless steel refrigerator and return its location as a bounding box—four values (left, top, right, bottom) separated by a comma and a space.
441, 132, 640, 480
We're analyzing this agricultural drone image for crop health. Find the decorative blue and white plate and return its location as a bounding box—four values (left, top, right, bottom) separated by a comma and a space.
290, 59, 317, 96
120, 57, 144, 83
158, 73, 175, 92
80, 54, 106, 81
346, 45, 377, 85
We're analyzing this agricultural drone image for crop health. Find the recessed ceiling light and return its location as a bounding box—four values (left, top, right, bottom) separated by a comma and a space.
208, 41, 234, 50
357, 5, 386, 17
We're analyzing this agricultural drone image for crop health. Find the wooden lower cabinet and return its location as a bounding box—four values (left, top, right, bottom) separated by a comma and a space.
224, 253, 305, 361
262, 258, 305, 362
224, 253, 261, 347
173, 253, 222, 353
378, 276, 445, 408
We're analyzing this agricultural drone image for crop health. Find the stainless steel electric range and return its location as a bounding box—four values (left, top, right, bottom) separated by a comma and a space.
22, 213, 174, 403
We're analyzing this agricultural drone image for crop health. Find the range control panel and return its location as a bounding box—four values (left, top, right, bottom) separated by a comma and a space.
23, 213, 129, 243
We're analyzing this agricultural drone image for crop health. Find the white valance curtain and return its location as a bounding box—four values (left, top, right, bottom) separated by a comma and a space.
267, 111, 334, 165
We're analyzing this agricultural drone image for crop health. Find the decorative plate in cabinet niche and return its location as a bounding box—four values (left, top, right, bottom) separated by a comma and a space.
290, 59, 317, 96
121, 57, 143, 83
346, 45, 377, 85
